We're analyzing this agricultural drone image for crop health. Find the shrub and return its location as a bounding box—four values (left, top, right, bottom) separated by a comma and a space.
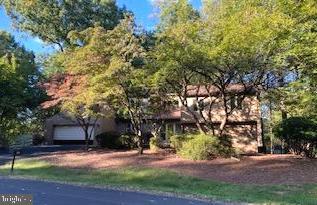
95, 132, 120, 149
218, 135, 236, 156
96, 132, 139, 149
179, 134, 234, 160
274, 117, 317, 158
150, 137, 165, 151
117, 134, 138, 149
169, 134, 194, 151
143, 133, 154, 147
149, 137, 162, 151
32, 134, 45, 145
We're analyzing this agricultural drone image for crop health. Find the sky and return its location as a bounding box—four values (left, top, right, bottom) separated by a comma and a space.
0, 0, 202, 55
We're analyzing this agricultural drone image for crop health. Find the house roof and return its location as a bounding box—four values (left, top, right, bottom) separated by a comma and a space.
186, 84, 258, 97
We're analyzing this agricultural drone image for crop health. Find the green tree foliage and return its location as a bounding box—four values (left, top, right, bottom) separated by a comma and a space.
254, 1, 317, 152
41, 53, 67, 78
62, 88, 106, 150
200, 0, 295, 132
155, 0, 199, 31
274, 0, 317, 118
270, 79, 317, 118
62, 16, 148, 154
152, 0, 292, 135
1, 0, 126, 51
1, 0, 129, 147
0, 31, 44, 147
274, 117, 317, 158
151, 0, 207, 133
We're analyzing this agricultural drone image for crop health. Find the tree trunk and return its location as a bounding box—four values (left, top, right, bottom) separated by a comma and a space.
196, 122, 206, 134
137, 130, 144, 155
151, 122, 163, 139
219, 91, 230, 137
219, 116, 228, 136
279, 76, 287, 154
84, 129, 90, 151
280, 106, 287, 154
184, 106, 206, 134
138, 145, 144, 155
269, 101, 274, 154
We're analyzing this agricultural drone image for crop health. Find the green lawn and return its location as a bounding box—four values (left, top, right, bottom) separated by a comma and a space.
0, 159, 316, 205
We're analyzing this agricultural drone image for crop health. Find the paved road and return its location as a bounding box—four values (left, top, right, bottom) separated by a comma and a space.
0, 177, 228, 205
0, 154, 12, 166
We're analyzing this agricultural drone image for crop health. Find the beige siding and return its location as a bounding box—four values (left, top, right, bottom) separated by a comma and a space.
180, 95, 262, 153
181, 96, 260, 123
223, 125, 258, 153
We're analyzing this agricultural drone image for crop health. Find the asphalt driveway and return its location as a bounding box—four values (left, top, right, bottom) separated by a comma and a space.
0, 145, 84, 166
0, 177, 231, 205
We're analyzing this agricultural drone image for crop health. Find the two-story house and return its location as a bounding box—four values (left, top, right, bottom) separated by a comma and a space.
44, 84, 263, 153
152, 85, 263, 153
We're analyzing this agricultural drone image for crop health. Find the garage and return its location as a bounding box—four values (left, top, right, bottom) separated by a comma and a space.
53, 126, 95, 145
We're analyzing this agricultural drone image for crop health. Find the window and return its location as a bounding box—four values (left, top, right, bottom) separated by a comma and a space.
228, 95, 244, 110
192, 99, 205, 112
161, 123, 182, 141
197, 100, 205, 111
175, 124, 182, 134
230, 96, 236, 110
192, 100, 199, 111
166, 123, 174, 139
237, 96, 244, 110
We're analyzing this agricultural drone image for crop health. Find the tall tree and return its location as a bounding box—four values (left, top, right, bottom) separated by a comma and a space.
153, 0, 295, 137
151, 0, 209, 133
1, 0, 129, 146
274, 0, 317, 118
151, 21, 208, 133
196, 0, 293, 134
62, 16, 148, 154
250, 0, 317, 128
207, 0, 317, 150
155, 0, 200, 31
0, 31, 44, 146
1, 0, 126, 51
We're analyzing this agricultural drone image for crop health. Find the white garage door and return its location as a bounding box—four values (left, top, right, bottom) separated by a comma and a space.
53, 126, 95, 140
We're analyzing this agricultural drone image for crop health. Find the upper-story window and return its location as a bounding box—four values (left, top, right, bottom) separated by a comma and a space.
192, 99, 206, 112
229, 95, 244, 110
192, 100, 199, 111
198, 100, 206, 111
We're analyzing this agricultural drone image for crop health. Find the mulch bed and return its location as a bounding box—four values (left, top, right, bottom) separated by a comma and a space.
39, 149, 317, 185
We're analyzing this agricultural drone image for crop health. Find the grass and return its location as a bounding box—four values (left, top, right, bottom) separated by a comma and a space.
0, 159, 316, 205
